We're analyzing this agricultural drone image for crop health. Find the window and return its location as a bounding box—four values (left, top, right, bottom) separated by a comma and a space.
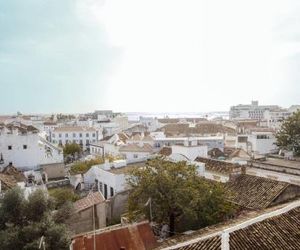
99, 182, 103, 193
86, 139, 90, 145
86, 133, 89, 137
59, 140, 62, 145
104, 184, 108, 199
65, 133, 68, 138
79, 140, 83, 145
257, 135, 269, 139
59, 133, 62, 138
23, 145, 27, 149
73, 133, 76, 137
52, 133, 55, 138
92, 133, 96, 137
8, 146, 12, 150
110, 187, 114, 197
79, 133, 82, 138
133, 154, 138, 158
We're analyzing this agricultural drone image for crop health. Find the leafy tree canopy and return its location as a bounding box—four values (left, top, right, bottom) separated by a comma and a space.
127, 158, 235, 235
0, 188, 71, 250
63, 143, 82, 157
276, 110, 300, 155
48, 187, 79, 209
70, 157, 105, 174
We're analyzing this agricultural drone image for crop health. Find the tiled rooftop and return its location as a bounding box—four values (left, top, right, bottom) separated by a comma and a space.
74, 192, 104, 212
71, 221, 157, 250
53, 126, 96, 132
230, 206, 300, 249
226, 174, 289, 209
119, 143, 153, 153
195, 157, 242, 174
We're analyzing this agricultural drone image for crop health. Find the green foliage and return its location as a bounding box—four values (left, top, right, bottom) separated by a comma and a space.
63, 143, 82, 157
48, 187, 79, 209
70, 157, 105, 174
276, 110, 300, 155
0, 188, 71, 250
127, 158, 235, 235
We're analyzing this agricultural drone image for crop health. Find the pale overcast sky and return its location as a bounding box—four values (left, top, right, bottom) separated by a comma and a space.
0, 0, 299, 114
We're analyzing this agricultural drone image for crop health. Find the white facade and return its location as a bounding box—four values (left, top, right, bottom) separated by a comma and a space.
230, 101, 280, 120
0, 124, 63, 170
236, 132, 277, 155
154, 136, 224, 151
113, 115, 129, 131
51, 126, 102, 150
264, 110, 292, 130
139, 117, 161, 132
171, 144, 208, 161
84, 160, 129, 199
248, 132, 277, 155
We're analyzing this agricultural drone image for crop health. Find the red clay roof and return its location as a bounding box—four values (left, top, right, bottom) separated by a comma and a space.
71, 221, 157, 250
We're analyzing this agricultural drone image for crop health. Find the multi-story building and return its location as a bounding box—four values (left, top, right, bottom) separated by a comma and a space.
51, 126, 102, 150
0, 123, 63, 170
230, 101, 280, 120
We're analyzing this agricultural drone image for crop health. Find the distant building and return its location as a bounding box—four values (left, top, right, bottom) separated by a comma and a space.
230, 101, 280, 120
139, 116, 161, 131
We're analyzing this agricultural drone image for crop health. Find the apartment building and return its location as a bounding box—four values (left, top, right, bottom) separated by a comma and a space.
51, 126, 102, 150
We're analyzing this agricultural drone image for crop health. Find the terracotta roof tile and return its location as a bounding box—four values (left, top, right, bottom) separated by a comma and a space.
71, 221, 157, 250
159, 147, 172, 157
174, 236, 221, 250
226, 175, 289, 209
230, 207, 300, 249
195, 157, 242, 174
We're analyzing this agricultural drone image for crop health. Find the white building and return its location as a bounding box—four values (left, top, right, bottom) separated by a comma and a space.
236, 130, 277, 155
51, 126, 102, 150
154, 136, 224, 151
264, 105, 300, 130
263, 109, 291, 130
43, 121, 58, 140
230, 101, 280, 120
90, 133, 129, 157
0, 123, 63, 170
127, 133, 155, 147
119, 143, 154, 163
84, 160, 141, 199
139, 117, 161, 132
113, 115, 129, 131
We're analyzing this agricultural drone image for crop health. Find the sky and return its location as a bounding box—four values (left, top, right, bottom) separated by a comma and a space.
0, 0, 300, 114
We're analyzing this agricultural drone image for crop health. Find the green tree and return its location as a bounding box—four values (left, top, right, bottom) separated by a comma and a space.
63, 143, 82, 159
70, 157, 105, 174
127, 158, 235, 236
0, 188, 71, 250
48, 187, 79, 209
276, 110, 300, 155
